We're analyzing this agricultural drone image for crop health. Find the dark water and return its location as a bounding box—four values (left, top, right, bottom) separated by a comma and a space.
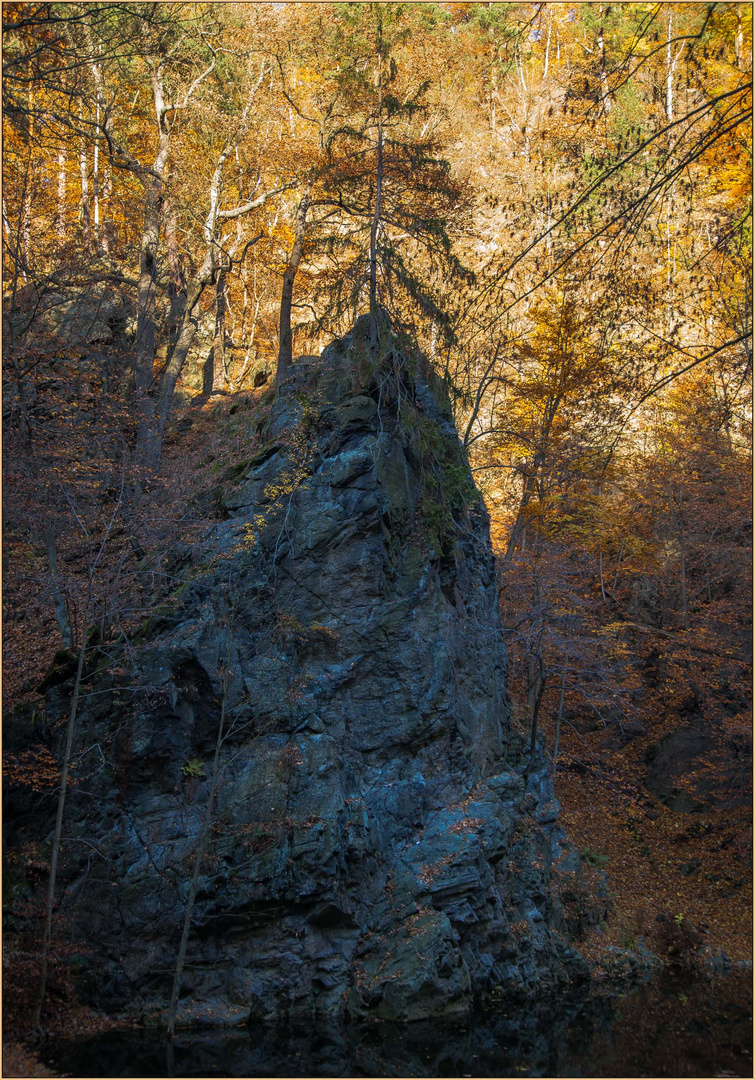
45, 972, 752, 1078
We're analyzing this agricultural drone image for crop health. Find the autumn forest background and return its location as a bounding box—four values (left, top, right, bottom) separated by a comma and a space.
2, 0, 752, 1036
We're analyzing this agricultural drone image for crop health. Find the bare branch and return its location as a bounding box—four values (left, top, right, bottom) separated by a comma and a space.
216, 181, 298, 222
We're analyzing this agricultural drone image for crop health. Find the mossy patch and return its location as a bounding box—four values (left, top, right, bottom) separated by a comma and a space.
406, 411, 476, 557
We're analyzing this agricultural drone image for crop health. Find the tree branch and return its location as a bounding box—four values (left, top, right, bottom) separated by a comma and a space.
216, 181, 298, 221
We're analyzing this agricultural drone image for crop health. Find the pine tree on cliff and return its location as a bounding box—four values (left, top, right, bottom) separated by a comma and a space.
274, 2, 472, 385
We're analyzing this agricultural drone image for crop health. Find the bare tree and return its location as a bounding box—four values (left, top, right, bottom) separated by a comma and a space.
33, 470, 125, 1029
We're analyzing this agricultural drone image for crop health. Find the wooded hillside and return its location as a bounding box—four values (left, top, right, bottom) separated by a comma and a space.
3, 0, 752, 1039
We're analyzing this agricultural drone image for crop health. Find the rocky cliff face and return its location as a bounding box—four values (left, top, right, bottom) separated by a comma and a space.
47, 315, 591, 1024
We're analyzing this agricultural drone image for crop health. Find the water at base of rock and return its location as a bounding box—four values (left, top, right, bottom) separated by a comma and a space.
45, 972, 752, 1078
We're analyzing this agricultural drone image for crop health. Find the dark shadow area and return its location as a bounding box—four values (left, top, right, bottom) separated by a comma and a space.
44, 971, 753, 1078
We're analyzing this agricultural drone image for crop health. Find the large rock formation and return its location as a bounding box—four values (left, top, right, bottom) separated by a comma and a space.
46, 315, 592, 1023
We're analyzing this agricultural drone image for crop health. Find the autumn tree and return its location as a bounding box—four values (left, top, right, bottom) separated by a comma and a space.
269, 1, 474, 378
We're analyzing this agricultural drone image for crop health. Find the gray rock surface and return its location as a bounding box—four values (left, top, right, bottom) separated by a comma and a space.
49, 314, 590, 1022
7, 282, 132, 345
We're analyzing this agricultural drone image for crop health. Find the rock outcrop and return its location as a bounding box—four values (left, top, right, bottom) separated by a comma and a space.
6, 282, 132, 346
46, 314, 591, 1023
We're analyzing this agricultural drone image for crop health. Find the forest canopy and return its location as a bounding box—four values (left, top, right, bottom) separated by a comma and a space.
3, 2, 750, 457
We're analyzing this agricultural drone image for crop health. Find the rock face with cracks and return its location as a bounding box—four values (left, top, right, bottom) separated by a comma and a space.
46, 315, 591, 1024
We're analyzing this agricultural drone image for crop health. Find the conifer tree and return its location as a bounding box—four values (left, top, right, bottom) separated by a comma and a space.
274, 2, 473, 363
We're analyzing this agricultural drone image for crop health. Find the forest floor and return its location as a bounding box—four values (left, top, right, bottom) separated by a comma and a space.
2, 1041, 60, 1078
553, 720, 752, 967
2, 940, 133, 1075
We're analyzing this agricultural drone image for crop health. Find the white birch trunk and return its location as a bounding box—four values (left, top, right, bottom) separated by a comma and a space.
666, 12, 674, 124
544, 8, 552, 79
56, 148, 67, 247
93, 98, 101, 250
78, 132, 92, 254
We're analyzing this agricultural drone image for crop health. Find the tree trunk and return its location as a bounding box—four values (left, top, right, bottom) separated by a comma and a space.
529, 663, 547, 762
156, 252, 214, 446
490, 45, 498, 132
503, 455, 543, 567
101, 160, 112, 255
33, 476, 123, 1027
2, 195, 12, 248
553, 666, 567, 771
543, 9, 552, 79
599, 550, 607, 602
56, 148, 66, 248
276, 179, 313, 386
132, 65, 173, 473
85, 46, 113, 256
212, 266, 228, 393
32, 599, 89, 1029
21, 89, 34, 278
78, 135, 92, 255
667, 487, 690, 631
610, 541, 626, 598
666, 12, 674, 124
44, 527, 73, 649
133, 173, 163, 471
165, 198, 185, 343
20, 193, 31, 282
92, 98, 101, 251
369, 10, 384, 345
679, 526, 690, 631
597, 25, 611, 114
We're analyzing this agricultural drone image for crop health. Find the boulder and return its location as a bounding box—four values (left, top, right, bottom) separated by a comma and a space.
7, 283, 131, 345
